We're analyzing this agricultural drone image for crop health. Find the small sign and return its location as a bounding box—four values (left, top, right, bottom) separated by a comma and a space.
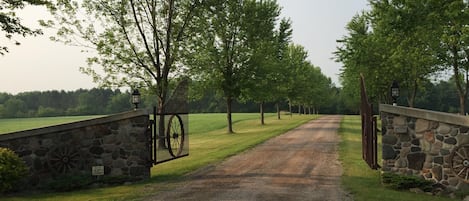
92, 166, 105, 176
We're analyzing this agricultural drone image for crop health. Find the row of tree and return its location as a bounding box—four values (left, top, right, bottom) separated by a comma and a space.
335, 0, 469, 114
30, 0, 337, 133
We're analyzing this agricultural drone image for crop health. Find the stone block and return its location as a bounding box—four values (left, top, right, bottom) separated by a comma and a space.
421, 139, 432, 152
424, 131, 435, 143
432, 166, 443, 181
394, 126, 408, 134
416, 119, 430, 133
383, 135, 398, 145
444, 137, 457, 145
437, 123, 452, 135
393, 116, 407, 126
407, 153, 426, 170
430, 141, 442, 155
457, 134, 469, 145
395, 158, 408, 168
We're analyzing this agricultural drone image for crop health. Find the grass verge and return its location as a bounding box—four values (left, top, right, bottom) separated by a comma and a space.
2, 113, 314, 201
339, 115, 456, 201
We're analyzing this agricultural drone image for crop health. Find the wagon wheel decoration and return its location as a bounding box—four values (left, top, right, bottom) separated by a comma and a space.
450, 144, 469, 182
48, 146, 81, 173
166, 114, 185, 157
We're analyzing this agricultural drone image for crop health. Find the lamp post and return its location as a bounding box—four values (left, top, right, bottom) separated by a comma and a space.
132, 89, 141, 110
391, 80, 399, 106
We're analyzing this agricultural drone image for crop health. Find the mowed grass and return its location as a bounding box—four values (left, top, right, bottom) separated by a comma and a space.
2, 113, 314, 201
0, 116, 102, 134
339, 116, 456, 201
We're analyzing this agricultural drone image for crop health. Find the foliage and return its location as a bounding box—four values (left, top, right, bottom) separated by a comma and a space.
381, 172, 433, 192
335, 0, 469, 113
0, 147, 28, 193
0, 89, 130, 118
0, 0, 50, 55
43, 174, 94, 192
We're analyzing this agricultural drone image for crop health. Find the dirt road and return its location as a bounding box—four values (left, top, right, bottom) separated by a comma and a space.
146, 115, 351, 201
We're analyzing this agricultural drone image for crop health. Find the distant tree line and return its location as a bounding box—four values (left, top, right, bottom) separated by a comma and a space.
0, 76, 464, 119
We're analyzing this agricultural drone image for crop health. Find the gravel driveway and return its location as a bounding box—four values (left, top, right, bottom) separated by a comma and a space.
145, 115, 352, 201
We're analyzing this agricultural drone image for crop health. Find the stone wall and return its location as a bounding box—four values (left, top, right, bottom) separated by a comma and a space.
0, 110, 151, 190
380, 104, 469, 191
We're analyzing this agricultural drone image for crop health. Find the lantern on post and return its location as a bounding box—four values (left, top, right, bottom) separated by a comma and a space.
131, 89, 141, 110
391, 81, 399, 106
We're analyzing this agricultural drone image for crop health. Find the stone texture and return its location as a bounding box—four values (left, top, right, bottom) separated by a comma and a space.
383, 145, 397, 160
393, 116, 406, 126
432, 166, 443, 181
407, 153, 426, 170
394, 126, 408, 134
415, 119, 430, 133
382, 135, 398, 145
437, 123, 452, 135
0, 111, 151, 191
424, 131, 435, 143
444, 137, 457, 145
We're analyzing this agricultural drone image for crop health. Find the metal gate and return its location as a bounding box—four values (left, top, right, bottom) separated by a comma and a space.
148, 80, 189, 165
360, 74, 379, 170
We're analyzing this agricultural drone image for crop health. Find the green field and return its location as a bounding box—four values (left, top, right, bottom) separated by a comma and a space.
339, 116, 456, 201
1, 113, 314, 201
0, 116, 103, 134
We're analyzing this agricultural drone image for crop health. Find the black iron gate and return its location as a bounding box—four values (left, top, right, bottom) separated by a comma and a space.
148, 80, 189, 165
360, 74, 379, 170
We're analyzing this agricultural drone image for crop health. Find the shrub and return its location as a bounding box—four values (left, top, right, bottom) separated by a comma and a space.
0, 147, 28, 193
382, 172, 433, 192
45, 174, 94, 192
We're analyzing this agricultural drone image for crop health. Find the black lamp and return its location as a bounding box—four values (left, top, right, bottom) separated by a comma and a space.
391, 81, 399, 106
131, 89, 141, 109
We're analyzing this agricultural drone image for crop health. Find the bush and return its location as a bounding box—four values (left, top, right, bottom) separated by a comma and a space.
45, 174, 94, 192
0, 147, 28, 193
382, 172, 433, 192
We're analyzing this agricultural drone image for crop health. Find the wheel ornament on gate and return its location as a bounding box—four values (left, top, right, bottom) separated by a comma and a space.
166, 114, 185, 157
48, 146, 80, 173
450, 144, 469, 182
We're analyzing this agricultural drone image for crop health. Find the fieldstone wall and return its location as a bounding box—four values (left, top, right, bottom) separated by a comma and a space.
0, 110, 151, 190
380, 104, 469, 192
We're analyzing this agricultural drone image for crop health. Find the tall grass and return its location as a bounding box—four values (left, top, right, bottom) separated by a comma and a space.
339, 116, 456, 201
2, 113, 314, 201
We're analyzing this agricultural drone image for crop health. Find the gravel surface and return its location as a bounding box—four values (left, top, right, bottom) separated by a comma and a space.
146, 115, 352, 201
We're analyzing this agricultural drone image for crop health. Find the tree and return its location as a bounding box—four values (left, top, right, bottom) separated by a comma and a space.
431, 0, 469, 114
272, 18, 292, 119
0, 0, 50, 55
240, 0, 280, 125
186, 0, 280, 133
46, 0, 205, 136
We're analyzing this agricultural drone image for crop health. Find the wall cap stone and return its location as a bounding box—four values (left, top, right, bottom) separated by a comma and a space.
0, 109, 150, 141
380, 104, 469, 127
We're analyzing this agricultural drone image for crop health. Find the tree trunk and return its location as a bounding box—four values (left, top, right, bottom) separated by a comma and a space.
260, 102, 265, 125
407, 79, 417, 108
288, 98, 292, 118
298, 105, 301, 115
276, 102, 281, 120
158, 97, 166, 148
452, 45, 467, 115
227, 96, 234, 133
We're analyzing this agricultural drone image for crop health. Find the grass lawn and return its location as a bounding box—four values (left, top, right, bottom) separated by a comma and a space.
0, 116, 102, 134
1, 113, 314, 201
339, 116, 457, 201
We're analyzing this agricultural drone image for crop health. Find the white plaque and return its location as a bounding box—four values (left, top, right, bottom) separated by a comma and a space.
92, 166, 105, 176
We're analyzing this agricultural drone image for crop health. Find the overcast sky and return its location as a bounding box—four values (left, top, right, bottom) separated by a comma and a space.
0, 1, 369, 94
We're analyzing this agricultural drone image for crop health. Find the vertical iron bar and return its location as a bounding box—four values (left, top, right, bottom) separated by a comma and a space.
153, 106, 157, 164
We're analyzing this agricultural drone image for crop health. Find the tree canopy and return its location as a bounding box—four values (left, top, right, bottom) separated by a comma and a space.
0, 0, 50, 55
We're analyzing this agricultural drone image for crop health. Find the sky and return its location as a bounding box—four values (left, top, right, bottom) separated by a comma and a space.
0, 0, 369, 94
